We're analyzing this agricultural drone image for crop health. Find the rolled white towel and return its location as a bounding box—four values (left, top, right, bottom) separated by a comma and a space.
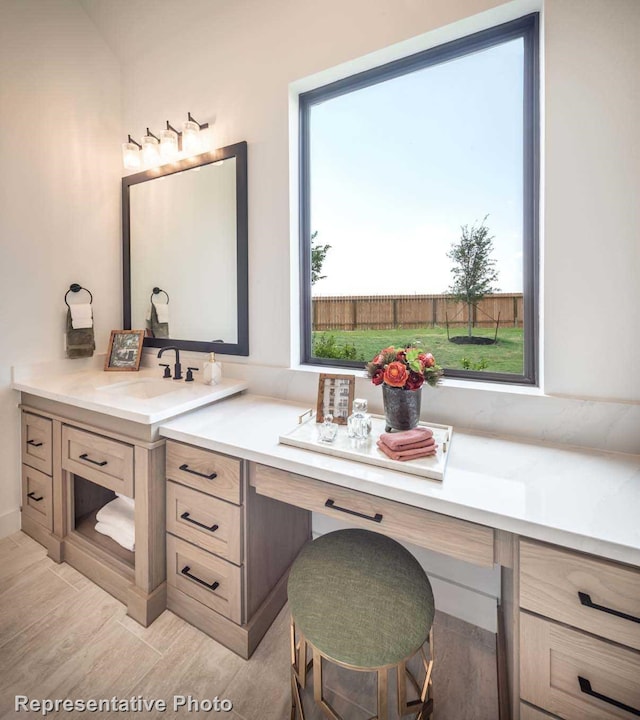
95, 521, 135, 552
70, 303, 93, 329
152, 299, 170, 324
96, 496, 134, 533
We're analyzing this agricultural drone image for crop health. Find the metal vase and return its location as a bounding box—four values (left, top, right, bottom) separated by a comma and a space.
382, 385, 422, 432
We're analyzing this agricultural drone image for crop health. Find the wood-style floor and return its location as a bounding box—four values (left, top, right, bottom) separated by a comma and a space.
0, 532, 498, 719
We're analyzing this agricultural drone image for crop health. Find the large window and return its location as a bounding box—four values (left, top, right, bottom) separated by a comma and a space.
299, 15, 539, 384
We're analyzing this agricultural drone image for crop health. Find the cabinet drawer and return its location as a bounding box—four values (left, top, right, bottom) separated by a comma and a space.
167, 535, 242, 624
22, 465, 53, 531
520, 612, 640, 720
520, 540, 640, 652
521, 704, 560, 720
166, 440, 241, 505
22, 413, 53, 475
251, 464, 494, 567
167, 481, 242, 564
61, 426, 134, 497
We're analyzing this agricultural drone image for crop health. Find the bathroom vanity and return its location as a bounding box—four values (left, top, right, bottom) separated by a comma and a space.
13, 369, 640, 718
15, 365, 250, 627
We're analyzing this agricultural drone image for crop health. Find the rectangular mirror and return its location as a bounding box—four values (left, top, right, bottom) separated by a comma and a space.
122, 141, 248, 356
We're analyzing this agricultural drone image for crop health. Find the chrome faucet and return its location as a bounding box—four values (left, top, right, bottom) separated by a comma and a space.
157, 346, 182, 380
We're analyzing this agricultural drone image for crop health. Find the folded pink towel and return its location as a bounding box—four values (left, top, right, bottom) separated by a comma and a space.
377, 440, 438, 462
379, 427, 434, 451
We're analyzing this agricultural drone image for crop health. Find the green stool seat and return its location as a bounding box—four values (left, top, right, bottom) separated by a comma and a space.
288, 528, 434, 668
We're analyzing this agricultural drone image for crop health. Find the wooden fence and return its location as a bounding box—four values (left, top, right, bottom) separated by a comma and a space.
312, 293, 523, 331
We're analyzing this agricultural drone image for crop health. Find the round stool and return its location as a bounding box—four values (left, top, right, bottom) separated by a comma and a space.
288, 528, 435, 720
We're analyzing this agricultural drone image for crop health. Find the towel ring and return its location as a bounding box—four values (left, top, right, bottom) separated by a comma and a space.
64, 283, 93, 308
150, 287, 170, 304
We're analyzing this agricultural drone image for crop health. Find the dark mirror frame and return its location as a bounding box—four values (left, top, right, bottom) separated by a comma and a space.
122, 140, 249, 356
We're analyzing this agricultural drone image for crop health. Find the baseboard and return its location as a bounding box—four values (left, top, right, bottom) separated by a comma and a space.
0, 508, 20, 539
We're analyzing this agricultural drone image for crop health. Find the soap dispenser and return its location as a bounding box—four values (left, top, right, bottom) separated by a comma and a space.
203, 352, 222, 385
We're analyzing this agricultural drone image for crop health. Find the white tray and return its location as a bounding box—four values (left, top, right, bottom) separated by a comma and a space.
279, 413, 453, 481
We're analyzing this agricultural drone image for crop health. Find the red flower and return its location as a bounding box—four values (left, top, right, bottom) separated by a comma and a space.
383, 361, 408, 388
419, 352, 435, 368
371, 368, 385, 386
396, 350, 407, 362
406, 371, 424, 390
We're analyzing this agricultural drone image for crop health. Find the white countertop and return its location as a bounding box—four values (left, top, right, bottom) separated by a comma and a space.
160, 393, 640, 567
12, 366, 248, 424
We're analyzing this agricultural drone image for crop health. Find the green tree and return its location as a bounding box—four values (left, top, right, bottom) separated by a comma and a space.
447, 217, 499, 337
311, 230, 331, 285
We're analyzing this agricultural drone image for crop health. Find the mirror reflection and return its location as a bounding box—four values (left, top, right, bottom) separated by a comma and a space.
123, 142, 248, 356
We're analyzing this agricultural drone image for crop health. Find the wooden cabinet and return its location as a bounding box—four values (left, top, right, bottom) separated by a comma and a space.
251, 464, 495, 567
19, 403, 166, 628
519, 540, 640, 720
166, 442, 311, 659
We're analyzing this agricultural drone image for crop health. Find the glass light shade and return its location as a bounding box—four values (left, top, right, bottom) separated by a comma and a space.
122, 142, 141, 170
141, 135, 160, 166
182, 120, 201, 156
159, 128, 179, 161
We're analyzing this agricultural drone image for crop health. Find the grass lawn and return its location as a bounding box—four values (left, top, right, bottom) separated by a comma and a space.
312, 326, 524, 374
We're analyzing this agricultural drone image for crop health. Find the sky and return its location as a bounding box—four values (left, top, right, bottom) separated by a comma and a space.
310, 38, 524, 297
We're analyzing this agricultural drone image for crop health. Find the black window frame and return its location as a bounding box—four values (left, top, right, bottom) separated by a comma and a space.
299, 13, 539, 385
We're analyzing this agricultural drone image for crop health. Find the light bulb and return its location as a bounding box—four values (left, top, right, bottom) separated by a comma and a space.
122, 142, 141, 170
159, 128, 179, 161
141, 134, 160, 166
182, 119, 201, 156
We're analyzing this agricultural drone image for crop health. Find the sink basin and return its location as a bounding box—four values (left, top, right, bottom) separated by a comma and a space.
97, 378, 186, 400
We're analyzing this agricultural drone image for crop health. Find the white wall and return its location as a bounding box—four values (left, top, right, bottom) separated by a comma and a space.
109, 0, 639, 630
0, 0, 121, 535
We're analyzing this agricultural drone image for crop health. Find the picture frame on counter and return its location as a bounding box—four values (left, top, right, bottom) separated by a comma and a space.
316, 373, 355, 425
105, 330, 145, 371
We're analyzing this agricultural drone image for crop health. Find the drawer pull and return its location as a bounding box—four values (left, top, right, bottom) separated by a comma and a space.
578, 591, 640, 624
179, 463, 217, 480
180, 511, 219, 533
27, 439, 43, 447
27, 491, 44, 502
79, 453, 108, 467
325, 499, 383, 523
181, 565, 220, 591
578, 676, 640, 716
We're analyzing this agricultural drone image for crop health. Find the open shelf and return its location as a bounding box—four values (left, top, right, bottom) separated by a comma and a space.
75, 509, 135, 569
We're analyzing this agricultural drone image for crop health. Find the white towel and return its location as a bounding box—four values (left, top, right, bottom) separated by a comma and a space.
116, 493, 135, 509
95, 521, 135, 552
96, 496, 134, 533
69, 303, 93, 329
152, 299, 170, 324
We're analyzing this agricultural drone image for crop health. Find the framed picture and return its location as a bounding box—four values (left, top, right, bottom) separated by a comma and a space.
316, 373, 355, 425
105, 330, 145, 371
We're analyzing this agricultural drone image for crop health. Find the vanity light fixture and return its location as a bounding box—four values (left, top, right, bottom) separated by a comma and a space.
122, 135, 142, 170
122, 113, 211, 170
182, 112, 209, 156
159, 121, 181, 161
141, 128, 160, 166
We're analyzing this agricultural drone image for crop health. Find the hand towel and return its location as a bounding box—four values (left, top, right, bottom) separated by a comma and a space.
147, 302, 169, 338
65, 309, 95, 359
95, 521, 135, 552
96, 496, 135, 533
152, 299, 170, 324
377, 440, 437, 462
379, 427, 434, 451
116, 493, 135, 509
69, 303, 93, 329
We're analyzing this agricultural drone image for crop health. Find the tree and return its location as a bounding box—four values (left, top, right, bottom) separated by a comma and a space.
311, 230, 331, 285
447, 217, 499, 337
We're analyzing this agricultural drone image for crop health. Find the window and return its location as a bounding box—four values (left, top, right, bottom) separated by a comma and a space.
299, 14, 539, 384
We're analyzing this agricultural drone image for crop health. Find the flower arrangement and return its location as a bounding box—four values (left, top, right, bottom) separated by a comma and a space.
366, 346, 443, 390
